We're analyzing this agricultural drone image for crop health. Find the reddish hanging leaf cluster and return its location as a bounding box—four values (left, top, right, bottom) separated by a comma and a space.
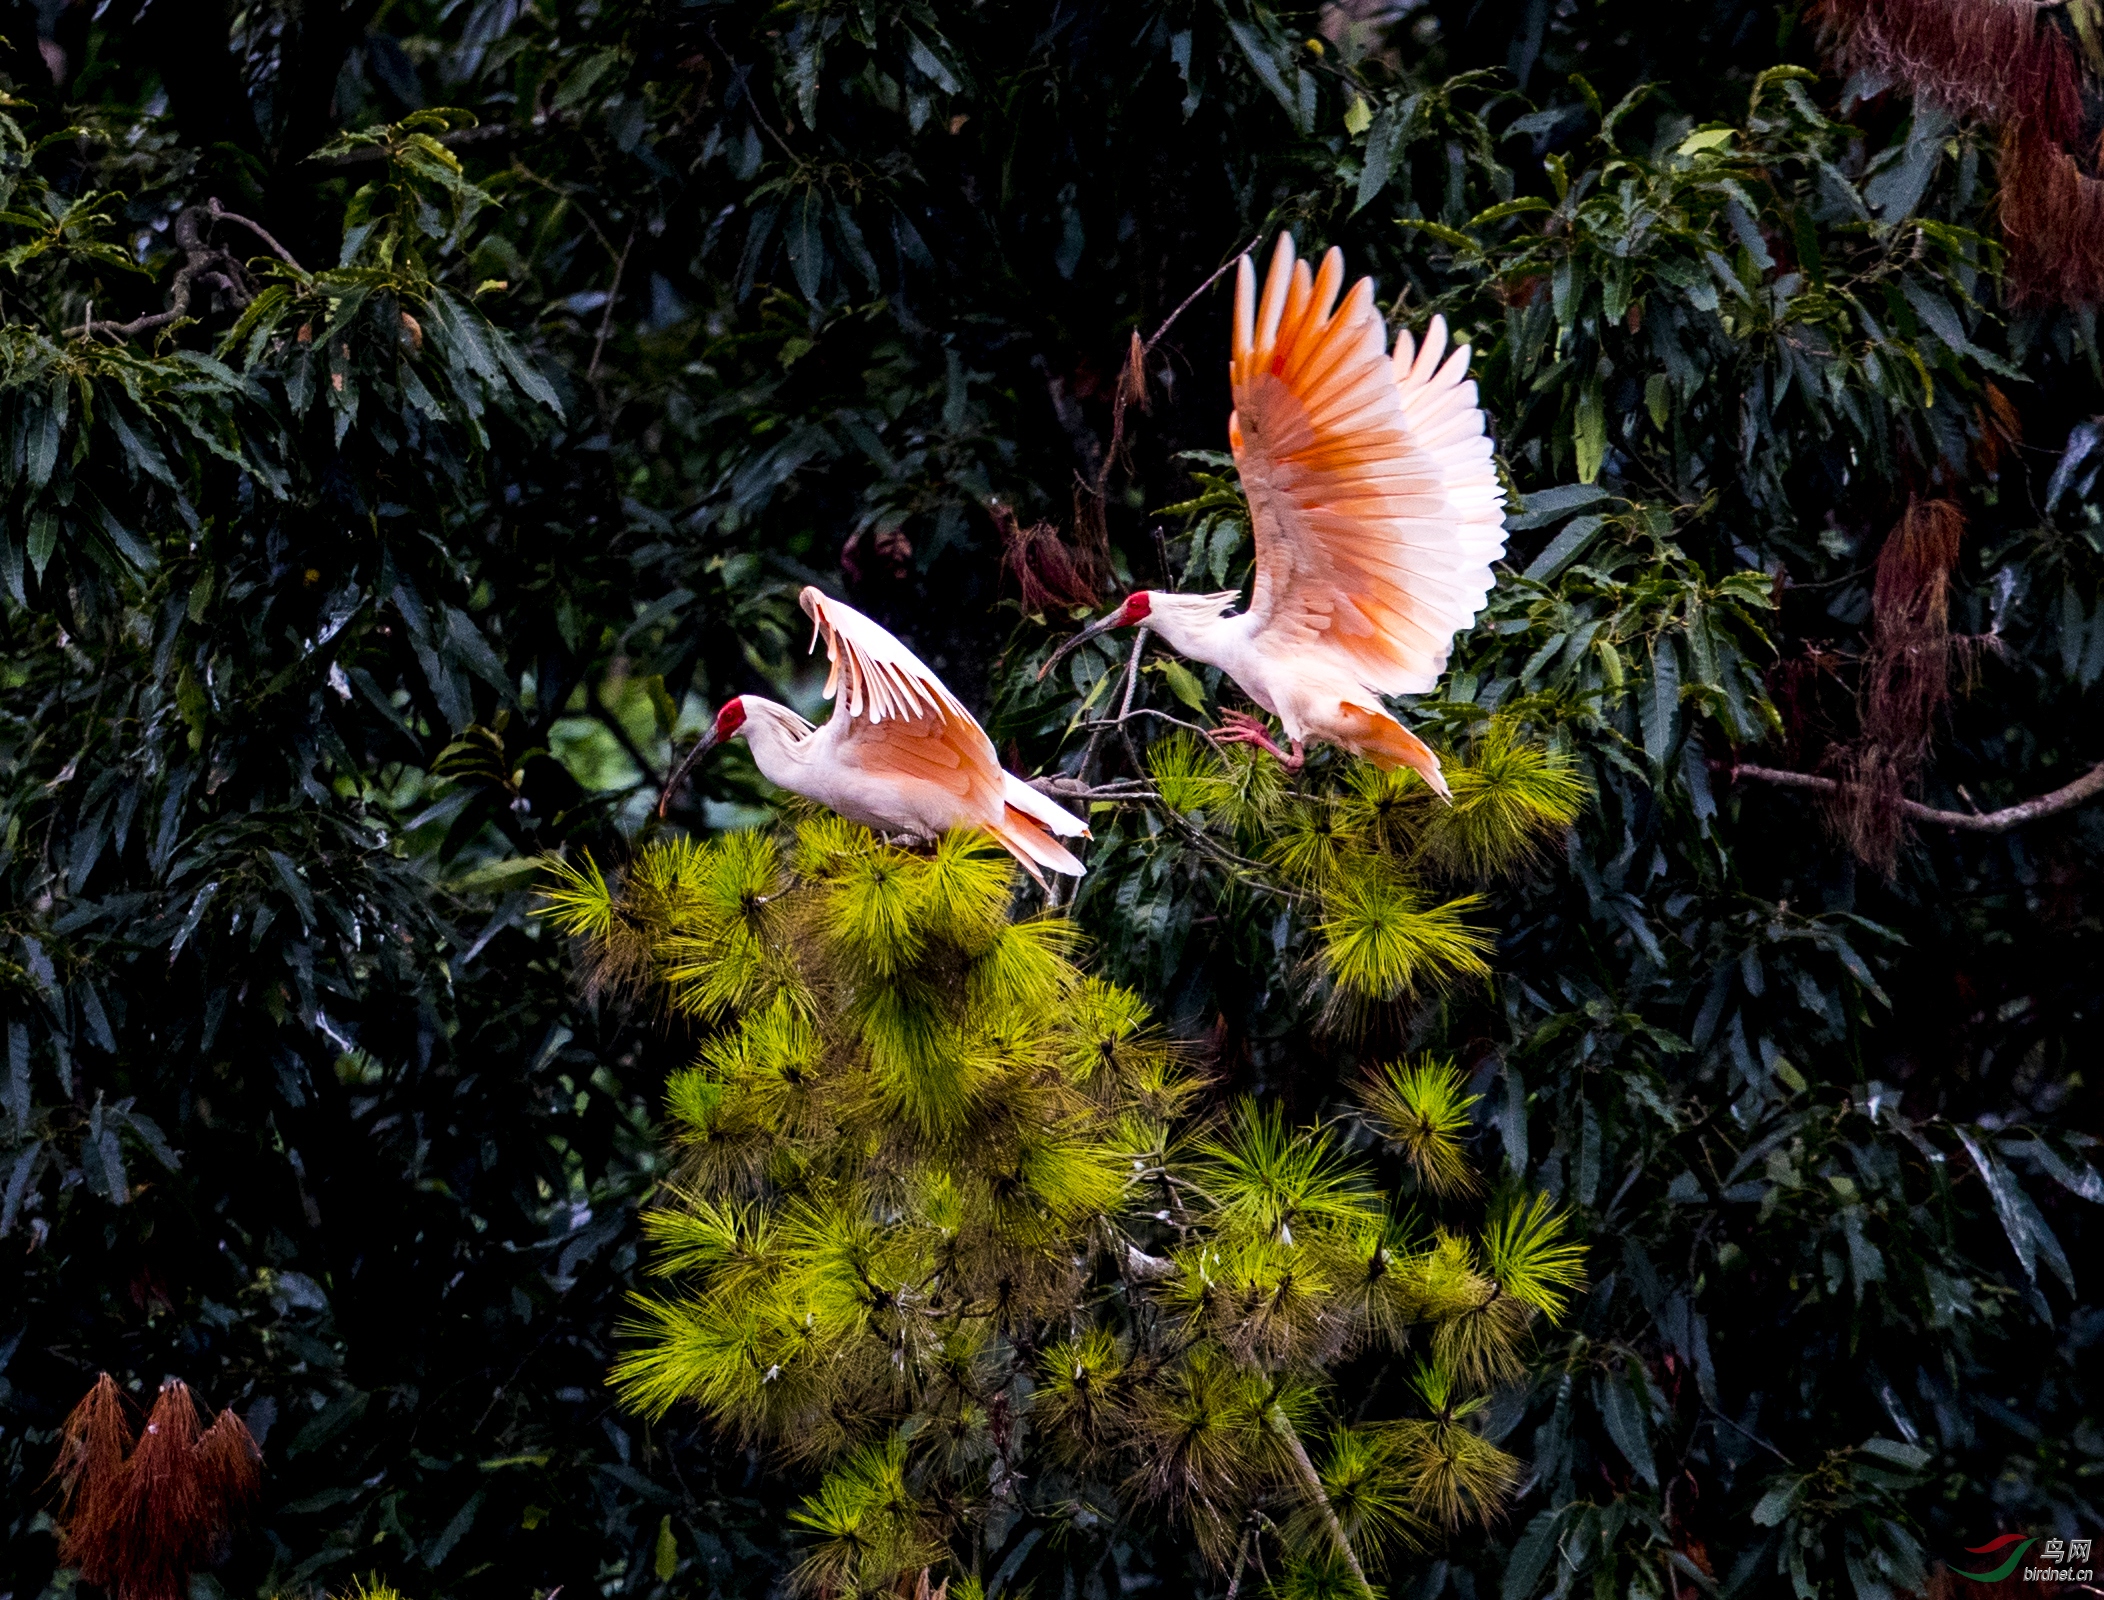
1809, 0, 2104, 298
1814, 0, 2104, 302
990, 495, 1104, 613
52, 1374, 262, 1600
1995, 125, 2104, 303
1826, 497, 1969, 868
1814, 0, 2084, 136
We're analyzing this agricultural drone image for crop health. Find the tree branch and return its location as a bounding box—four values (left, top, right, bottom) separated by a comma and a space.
1027, 776, 1157, 804
205, 198, 306, 271
67, 203, 291, 340
587, 225, 636, 385
1726, 762, 2104, 833
1269, 1405, 1375, 1600
1115, 1238, 1176, 1282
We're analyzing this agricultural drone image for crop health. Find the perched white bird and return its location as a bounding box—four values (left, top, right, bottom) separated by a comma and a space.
660, 586, 1090, 884
1043, 233, 1507, 797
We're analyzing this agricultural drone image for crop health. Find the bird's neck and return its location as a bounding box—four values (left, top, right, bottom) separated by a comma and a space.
738, 699, 813, 788
1145, 599, 1247, 676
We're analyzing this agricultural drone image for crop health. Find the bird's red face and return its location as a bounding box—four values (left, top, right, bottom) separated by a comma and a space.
658, 698, 746, 818
1038, 591, 1155, 680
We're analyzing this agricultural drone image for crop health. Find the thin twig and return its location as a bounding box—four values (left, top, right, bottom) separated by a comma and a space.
1026, 776, 1156, 804
1088, 234, 1262, 513
1086, 705, 1234, 756
588, 225, 636, 385
1118, 625, 1150, 720
1117, 722, 1276, 879
206, 198, 305, 271
507, 160, 619, 257
68, 200, 308, 340
1726, 761, 2104, 833
709, 24, 800, 161
1144, 231, 1264, 359
1224, 1526, 1255, 1600
1077, 625, 1148, 782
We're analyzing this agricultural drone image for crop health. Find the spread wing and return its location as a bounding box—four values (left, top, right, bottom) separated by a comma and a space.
1228, 234, 1507, 696
799, 585, 1010, 814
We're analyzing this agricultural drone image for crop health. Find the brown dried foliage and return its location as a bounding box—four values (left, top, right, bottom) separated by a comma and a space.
53, 1374, 132, 1552
1813, 0, 2083, 141
1996, 123, 2104, 304
1826, 497, 1967, 869
1815, 0, 2104, 303
52, 1375, 262, 1600
1971, 378, 2023, 473
991, 496, 1104, 613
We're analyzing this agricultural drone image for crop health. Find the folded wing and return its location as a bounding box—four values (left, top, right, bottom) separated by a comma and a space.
1229, 233, 1507, 696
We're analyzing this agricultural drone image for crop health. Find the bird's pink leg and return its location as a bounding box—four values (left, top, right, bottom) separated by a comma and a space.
1217, 710, 1304, 772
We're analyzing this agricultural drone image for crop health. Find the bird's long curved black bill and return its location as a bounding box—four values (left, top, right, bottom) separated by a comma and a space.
656, 728, 720, 818
1037, 611, 1130, 682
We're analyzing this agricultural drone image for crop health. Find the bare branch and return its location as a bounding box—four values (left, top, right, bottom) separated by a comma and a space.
205, 199, 305, 271
1141, 230, 1263, 359
1116, 1239, 1176, 1283
1026, 776, 1157, 804
67, 200, 304, 341
588, 226, 636, 386
1270, 1405, 1377, 1600
1727, 762, 2104, 833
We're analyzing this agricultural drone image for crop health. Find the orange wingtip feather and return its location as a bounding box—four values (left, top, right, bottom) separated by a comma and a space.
1255, 234, 1296, 358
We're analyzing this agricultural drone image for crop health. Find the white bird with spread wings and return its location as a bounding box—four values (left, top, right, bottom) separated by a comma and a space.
660, 586, 1089, 884
1043, 232, 1507, 797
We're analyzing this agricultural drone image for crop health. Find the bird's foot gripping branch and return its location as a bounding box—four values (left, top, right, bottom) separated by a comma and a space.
542, 824, 1585, 1595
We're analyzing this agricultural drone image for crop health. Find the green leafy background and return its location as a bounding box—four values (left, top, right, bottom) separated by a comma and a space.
0, 2, 2097, 1598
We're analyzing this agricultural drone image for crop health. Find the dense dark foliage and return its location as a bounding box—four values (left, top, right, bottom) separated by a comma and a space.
0, 3, 2097, 1599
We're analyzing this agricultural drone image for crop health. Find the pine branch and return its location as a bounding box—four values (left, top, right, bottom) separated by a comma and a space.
1116, 1238, 1176, 1283
1726, 761, 2104, 833
1269, 1405, 1376, 1600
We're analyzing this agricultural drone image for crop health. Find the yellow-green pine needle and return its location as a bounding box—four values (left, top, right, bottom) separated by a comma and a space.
1386, 1415, 1520, 1529
823, 842, 928, 979
1319, 1424, 1432, 1570
1267, 799, 1351, 889
1481, 1190, 1588, 1322
1317, 867, 1493, 1010
538, 851, 616, 940
1416, 718, 1586, 879
1194, 1101, 1381, 1241
912, 829, 1014, 953
1355, 1057, 1483, 1197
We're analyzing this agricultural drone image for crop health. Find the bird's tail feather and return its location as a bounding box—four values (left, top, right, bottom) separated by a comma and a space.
1338, 701, 1450, 800
988, 804, 1086, 886
1002, 772, 1092, 838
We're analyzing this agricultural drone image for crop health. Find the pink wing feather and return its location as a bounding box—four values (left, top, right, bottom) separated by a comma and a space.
1228, 234, 1507, 696
798, 587, 1087, 881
